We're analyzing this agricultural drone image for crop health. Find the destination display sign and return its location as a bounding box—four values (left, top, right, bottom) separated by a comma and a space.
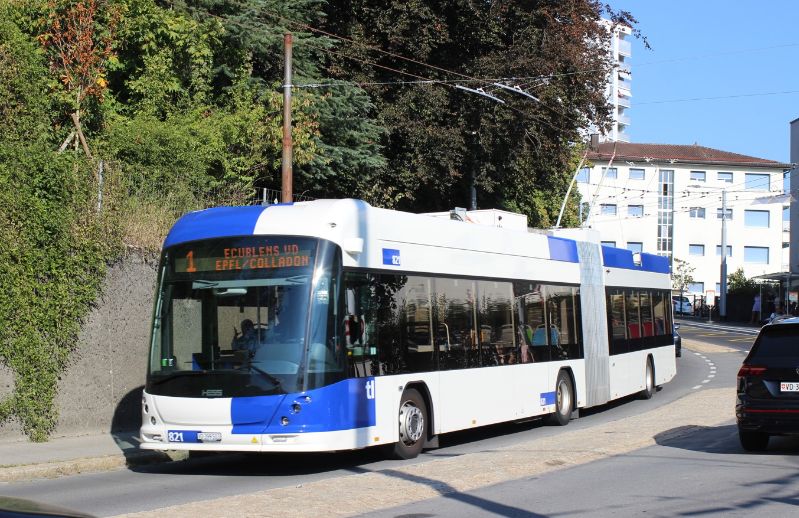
174, 243, 313, 273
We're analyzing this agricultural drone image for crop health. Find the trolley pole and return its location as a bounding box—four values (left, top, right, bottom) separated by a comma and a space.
281, 32, 293, 203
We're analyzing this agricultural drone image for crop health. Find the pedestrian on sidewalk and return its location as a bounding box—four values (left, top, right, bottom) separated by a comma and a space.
751, 294, 761, 324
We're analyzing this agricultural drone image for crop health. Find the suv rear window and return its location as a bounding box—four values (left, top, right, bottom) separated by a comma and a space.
749, 325, 799, 359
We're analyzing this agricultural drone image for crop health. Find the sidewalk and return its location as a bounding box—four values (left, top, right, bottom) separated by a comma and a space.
0, 431, 176, 483
676, 316, 762, 334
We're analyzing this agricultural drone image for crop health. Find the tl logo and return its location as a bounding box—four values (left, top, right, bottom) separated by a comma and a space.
365, 379, 376, 400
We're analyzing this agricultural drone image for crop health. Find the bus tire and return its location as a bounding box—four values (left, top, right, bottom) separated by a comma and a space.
389, 388, 427, 460
546, 370, 573, 426
639, 357, 655, 400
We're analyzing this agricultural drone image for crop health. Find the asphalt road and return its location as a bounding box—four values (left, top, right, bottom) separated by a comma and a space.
360, 323, 799, 518
1, 326, 757, 517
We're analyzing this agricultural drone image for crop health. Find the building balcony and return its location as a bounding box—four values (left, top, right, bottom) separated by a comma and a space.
617, 113, 631, 126
784, 220, 790, 232
618, 68, 632, 80
617, 130, 631, 142
617, 95, 631, 108
617, 38, 631, 57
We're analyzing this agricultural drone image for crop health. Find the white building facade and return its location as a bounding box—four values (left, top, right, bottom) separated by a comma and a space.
598, 20, 631, 143
577, 142, 790, 297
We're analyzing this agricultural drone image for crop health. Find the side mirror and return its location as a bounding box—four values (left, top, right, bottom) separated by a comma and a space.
674, 323, 681, 330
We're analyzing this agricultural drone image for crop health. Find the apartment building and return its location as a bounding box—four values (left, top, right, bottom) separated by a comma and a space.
577, 142, 790, 297
598, 20, 632, 143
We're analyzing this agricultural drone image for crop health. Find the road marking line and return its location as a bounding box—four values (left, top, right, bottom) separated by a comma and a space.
702, 379, 711, 384
692, 385, 703, 389
708, 374, 715, 378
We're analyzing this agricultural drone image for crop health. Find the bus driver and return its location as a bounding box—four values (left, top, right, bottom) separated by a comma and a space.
232, 319, 258, 353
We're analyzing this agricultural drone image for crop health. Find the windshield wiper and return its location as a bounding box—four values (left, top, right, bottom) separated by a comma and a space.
192, 280, 219, 288
246, 362, 283, 389
149, 371, 201, 385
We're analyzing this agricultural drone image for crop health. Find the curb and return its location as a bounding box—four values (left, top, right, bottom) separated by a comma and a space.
0, 450, 183, 483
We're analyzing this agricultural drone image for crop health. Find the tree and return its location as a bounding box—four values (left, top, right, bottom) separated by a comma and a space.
728, 267, 759, 295
322, 0, 641, 222
38, 0, 121, 153
672, 258, 695, 295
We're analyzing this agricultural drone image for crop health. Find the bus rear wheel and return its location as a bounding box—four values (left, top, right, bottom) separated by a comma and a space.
389, 388, 427, 460
546, 371, 573, 426
639, 357, 655, 400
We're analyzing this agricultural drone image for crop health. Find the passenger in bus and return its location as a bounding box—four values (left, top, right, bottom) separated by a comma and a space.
232, 319, 259, 353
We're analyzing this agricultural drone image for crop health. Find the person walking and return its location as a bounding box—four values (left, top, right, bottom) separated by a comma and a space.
751, 294, 761, 324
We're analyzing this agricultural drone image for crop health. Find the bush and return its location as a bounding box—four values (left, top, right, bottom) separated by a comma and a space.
0, 143, 121, 440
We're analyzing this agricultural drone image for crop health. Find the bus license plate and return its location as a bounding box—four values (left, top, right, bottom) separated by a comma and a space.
780, 382, 799, 392
167, 430, 199, 443
197, 432, 222, 442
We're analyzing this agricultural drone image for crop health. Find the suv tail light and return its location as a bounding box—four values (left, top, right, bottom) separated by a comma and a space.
738, 365, 767, 377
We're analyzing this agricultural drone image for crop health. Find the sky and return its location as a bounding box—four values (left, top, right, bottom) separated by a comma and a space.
607, 0, 798, 164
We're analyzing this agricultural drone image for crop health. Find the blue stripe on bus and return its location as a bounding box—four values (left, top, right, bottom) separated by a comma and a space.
601, 246, 671, 274
163, 206, 272, 249
540, 391, 556, 406
230, 377, 377, 435
547, 236, 579, 263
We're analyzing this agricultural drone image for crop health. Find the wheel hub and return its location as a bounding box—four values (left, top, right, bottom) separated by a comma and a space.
399, 403, 424, 444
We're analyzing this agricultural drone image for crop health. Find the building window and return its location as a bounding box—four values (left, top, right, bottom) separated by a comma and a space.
628, 205, 644, 217
602, 167, 618, 179
745, 173, 770, 191
600, 204, 617, 215
687, 282, 704, 293
716, 245, 732, 257
689, 207, 706, 219
689, 244, 705, 256
715, 283, 721, 293
601, 241, 616, 247
576, 167, 590, 183
717, 172, 733, 183
744, 210, 770, 228
627, 242, 643, 254
716, 208, 733, 220
690, 170, 706, 182
629, 168, 645, 180
744, 246, 769, 264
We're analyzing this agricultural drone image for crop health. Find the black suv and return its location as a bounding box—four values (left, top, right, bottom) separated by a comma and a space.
736, 317, 799, 451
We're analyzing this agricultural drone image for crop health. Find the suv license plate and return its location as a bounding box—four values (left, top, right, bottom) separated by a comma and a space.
780, 382, 799, 392
197, 432, 222, 442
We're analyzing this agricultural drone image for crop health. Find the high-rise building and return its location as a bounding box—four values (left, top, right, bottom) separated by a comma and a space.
598, 20, 632, 143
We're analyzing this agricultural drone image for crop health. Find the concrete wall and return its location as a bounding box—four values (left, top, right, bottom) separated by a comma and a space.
0, 254, 158, 440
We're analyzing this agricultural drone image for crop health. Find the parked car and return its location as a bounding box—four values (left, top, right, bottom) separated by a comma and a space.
736, 317, 799, 451
672, 295, 693, 315
674, 323, 682, 357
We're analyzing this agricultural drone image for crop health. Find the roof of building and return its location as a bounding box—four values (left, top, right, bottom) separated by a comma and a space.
587, 142, 791, 169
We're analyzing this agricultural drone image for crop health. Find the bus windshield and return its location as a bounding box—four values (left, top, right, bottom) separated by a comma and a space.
146, 236, 344, 398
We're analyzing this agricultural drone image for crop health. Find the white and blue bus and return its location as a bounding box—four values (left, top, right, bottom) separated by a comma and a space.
140, 199, 676, 459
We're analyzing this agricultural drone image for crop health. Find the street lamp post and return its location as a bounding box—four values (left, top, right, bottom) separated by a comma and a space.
720, 189, 728, 320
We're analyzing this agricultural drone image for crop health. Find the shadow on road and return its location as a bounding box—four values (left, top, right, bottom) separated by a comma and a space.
654, 423, 799, 455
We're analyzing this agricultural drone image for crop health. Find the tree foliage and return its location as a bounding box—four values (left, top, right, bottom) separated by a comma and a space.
728, 267, 760, 295
0, 0, 644, 439
322, 0, 637, 225
672, 258, 696, 294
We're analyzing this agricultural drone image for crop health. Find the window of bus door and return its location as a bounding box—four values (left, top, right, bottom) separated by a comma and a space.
625, 289, 642, 350
476, 280, 515, 366
545, 285, 582, 360
397, 276, 435, 372
513, 282, 548, 363
639, 290, 655, 342
608, 289, 627, 355
146, 236, 320, 398
342, 271, 378, 377
432, 277, 477, 370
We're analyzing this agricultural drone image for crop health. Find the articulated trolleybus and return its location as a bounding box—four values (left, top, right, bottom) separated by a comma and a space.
140, 199, 676, 459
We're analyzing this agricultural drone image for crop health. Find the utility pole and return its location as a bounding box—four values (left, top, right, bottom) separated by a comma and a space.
720, 189, 728, 320
281, 32, 293, 203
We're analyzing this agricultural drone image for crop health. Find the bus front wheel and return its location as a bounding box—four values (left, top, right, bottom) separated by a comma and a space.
389, 388, 427, 459
546, 371, 573, 426
639, 357, 655, 400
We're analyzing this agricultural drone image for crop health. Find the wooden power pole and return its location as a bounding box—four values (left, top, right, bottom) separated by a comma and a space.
281, 32, 293, 203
